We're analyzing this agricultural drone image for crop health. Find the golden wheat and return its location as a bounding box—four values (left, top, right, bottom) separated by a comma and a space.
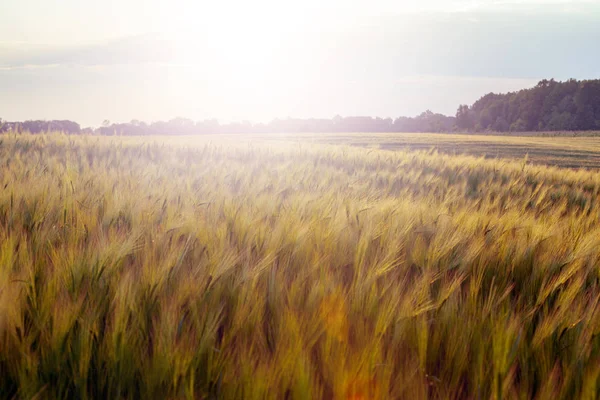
1, 133, 600, 399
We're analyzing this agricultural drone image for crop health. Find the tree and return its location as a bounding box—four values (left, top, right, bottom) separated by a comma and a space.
493, 117, 509, 132
456, 105, 473, 130
466, 79, 600, 132
510, 119, 527, 132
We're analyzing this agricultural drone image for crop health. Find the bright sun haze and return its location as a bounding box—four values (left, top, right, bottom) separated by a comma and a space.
1, 0, 599, 126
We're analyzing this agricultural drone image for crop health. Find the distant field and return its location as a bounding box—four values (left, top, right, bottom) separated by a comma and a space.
3, 133, 600, 399
265, 132, 600, 169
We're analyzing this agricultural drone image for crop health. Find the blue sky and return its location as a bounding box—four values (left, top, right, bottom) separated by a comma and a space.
1, 0, 599, 126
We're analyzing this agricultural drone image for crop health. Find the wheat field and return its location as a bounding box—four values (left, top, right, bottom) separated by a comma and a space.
2, 133, 600, 399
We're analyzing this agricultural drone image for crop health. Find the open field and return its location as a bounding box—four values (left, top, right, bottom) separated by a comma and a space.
267, 132, 600, 169
3, 133, 600, 398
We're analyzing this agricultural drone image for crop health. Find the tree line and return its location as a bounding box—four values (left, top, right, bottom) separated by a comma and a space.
0, 120, 82, 134
456, 79, 600, 132
2, 79, 600, 135
0, 112, 454, 135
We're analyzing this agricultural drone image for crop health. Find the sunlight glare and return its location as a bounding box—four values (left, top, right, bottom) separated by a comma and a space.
168, 0, 308, 88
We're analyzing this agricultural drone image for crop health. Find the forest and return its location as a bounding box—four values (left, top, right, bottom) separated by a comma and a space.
457, 79, 600, 132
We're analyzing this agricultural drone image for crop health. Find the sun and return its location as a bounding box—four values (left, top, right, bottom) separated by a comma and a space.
165, 0, 306, 87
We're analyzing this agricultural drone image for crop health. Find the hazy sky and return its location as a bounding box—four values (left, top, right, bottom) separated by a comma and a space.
1, 0, 599, 126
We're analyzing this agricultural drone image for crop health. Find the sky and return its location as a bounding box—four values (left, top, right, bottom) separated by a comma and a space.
1, 0, 600, 127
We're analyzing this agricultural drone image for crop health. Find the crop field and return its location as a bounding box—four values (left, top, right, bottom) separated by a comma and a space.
277, 132, 600, 169
3, 132, 600, 399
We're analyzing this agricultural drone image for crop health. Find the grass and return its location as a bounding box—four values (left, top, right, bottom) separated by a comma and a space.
2, 132, 600, 398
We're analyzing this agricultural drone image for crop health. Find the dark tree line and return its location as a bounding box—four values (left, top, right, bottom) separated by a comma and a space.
2, 79, 600, 135
0, 120, 81, 134
456, 79, 600, 132
0, 112, 454, 135
92, 112, 454, 135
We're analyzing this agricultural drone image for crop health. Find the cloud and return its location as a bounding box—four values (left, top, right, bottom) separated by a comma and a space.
0, 34, 174, 69
459, 0, 600, 12
1, 6, 599, 79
